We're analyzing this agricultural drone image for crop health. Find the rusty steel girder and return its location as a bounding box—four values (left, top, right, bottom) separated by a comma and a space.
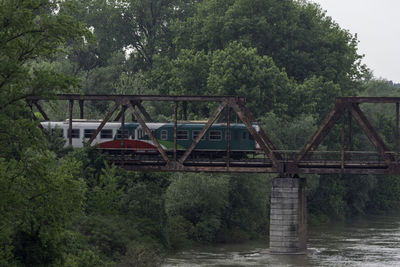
27, 95, 400, 175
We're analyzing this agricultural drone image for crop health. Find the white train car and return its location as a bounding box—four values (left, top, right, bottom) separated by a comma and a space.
41, 120, 123, 147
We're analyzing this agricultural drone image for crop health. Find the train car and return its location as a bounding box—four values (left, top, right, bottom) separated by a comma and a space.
41, 121, 259, 157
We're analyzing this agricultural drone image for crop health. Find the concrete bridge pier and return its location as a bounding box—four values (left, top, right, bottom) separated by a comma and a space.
269, 177, 307, 254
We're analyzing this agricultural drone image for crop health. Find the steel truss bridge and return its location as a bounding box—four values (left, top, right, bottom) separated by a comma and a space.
27, 95, 400, 175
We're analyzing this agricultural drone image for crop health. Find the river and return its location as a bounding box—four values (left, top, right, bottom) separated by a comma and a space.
163, 215, 400, 266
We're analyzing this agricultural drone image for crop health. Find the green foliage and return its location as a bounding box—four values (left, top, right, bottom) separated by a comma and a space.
165, 173, 230, 242
78, 215, 140, 261
208, 42, 292, 116
0, 0, 89, 110
3, 0, 400, 263
172, 0, 366, 86
260, 112, 318, 150
368, 175, 400, 213
86, 164, 124, 215
342, 175, 377, 216
164, 173, 271, 246
308, 175, 346, 221
0, 151, 85, 266
292, 76, 341, 120
220, 174, 270, 241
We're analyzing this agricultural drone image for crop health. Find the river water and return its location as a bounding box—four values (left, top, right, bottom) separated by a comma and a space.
163, 215, 400, 266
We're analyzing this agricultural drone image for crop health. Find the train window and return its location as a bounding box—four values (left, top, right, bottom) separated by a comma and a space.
84, 129, 95, 138
192, 130, 206, 140
160, 130, 168, 140
67, 129, 80, 139
209, 130, 222, 141
116, 129, 129, 139
100, 129, 113, 139
242, 131, 247, 140
137, 129, 144, 139
177, 130, 188, 140
249, 133, 254, 140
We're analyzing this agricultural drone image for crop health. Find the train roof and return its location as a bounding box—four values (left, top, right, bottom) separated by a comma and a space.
40, 121, 256, 130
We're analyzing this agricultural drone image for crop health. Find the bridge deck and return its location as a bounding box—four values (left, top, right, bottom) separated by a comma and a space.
105, 150, 399, 175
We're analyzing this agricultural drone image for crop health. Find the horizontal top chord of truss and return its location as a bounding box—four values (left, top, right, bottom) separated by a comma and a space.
336, 97, 400, 104
26, 94, 246, 103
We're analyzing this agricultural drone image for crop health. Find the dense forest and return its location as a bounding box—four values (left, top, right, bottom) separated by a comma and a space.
1, 0, 400, 266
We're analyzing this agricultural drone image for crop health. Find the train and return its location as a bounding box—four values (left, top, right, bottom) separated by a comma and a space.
41, 121, 260, 157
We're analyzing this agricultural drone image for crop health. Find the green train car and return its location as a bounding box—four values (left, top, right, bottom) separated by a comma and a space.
99, 122, 259, 156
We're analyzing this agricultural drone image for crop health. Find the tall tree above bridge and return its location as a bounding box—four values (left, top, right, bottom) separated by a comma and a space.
143, 0, 368, 119
171, 0, 367, 87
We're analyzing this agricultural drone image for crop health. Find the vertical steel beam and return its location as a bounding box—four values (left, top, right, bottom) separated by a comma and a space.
183, 101, 187, 121
79, 100, 84, 119
174, 101, 178, 161
68, 100, 73, 146
121, 105, 126, 148
88, 102, 120, 144
226, 105, 231, 168
347, 109, 352, 160
341, 115, 345, 170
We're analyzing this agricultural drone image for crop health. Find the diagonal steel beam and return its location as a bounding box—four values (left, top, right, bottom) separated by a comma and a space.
350, 103, 394, 163
113, 107, 125, 122
135, 101, 153, 122
68, 100, 73, 146
229, 100, 281, 170
88, 102, 120, 144
33, 101, 50, 121
296, 104, 346, 163
127, 103, 171, 164
178, 101, 227, 164
27, 101, 45, 131
235, 100, 281, 158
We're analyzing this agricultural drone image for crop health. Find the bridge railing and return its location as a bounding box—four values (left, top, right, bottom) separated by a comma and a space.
276, 150, 388, 162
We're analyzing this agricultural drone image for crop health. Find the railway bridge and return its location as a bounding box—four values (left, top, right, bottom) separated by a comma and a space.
27, 94, 400, 254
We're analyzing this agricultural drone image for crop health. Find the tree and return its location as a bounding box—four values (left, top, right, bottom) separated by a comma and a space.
165, 173, 230, 242
0, 1, 90, 264
172, 0, 366, 87
0, 0, 88, 110
208, 42, 293, 116
0, 152, 85, 266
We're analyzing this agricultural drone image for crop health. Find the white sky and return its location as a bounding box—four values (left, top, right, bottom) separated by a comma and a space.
311, 0, 400, 83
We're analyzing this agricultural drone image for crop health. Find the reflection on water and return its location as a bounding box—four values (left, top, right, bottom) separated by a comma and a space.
163, 215, 400, 266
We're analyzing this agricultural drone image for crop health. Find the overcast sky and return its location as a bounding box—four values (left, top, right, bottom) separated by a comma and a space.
311, 0, 400, 83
